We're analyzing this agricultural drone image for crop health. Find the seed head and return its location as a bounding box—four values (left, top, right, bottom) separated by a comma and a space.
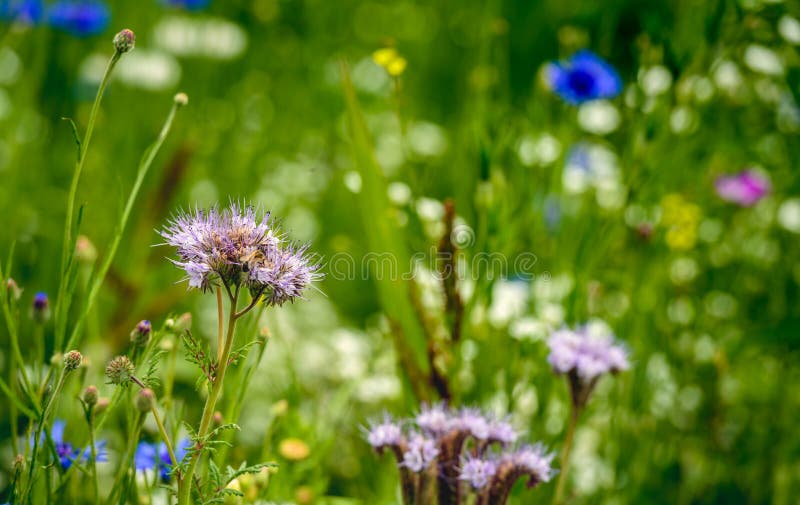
83, 385, 99, 407
131, 319, 152, 347
105, 355, 135, 386
113, 28, 135, 53
63, 350, 83, 371
135, 388, 155, 412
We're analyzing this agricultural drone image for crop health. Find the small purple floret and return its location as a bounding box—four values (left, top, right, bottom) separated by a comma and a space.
715, 170, 770, 207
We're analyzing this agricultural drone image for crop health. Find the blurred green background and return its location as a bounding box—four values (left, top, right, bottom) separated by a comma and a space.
2, 0, 800, 503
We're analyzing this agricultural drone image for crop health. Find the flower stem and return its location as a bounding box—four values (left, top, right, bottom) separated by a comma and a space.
177, 289, 241, 505
88, 415, 100, 505
552, 404, 580, 505
55, 50, 121, 352
216, 287, 224, 361
150, 404, 178, 476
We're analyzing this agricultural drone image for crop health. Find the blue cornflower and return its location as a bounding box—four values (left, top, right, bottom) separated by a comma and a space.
135, 439, 191, 482
46, 0, 109, 37
545, 50, 623, 105
35, 420, 108, 470
161, 0, 211, 11
0, 0, 44, 24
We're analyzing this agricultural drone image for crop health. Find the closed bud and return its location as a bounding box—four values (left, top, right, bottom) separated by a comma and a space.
135, 388, 155, 412
50, 353, 63, 367
64, 350, 83, 371
6, 278, 22, 301
174, 92, 188, 106
75, 235, 98, 263
113, 28, 135, 53
223, 478, 243, 505
213, 411, 223, 425
170, 312, 192, 333
32, 292, 50, 323
95, 397, 111, 415
83, 385, 99, 407
131, 319, 152, 347
105, 355, 135, 386
254, 466, 271, 488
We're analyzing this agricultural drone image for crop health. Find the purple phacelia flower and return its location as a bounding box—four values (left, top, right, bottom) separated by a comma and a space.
402, 432, 438, 473
547, 323, 629, 381
416, 403, 453, 436
506, 444, 555, 484
366, 416, 404, 450
715, 169, 770, 207
456, 408, 490, 441
487, 418, 518, 446
545, 50, 623, 105
160, 202, 321, 305
460, 456, 497, 489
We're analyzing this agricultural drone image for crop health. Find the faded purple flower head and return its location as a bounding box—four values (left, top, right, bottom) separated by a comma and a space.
505, 444, 555, 485
456, 408, 490, 441
545, 50, 623, 105
715, 170, 770, 207
416, 403, 453, 436
460, 456, 497, 489
366, 416, 403, 450
487, 418, 518, 446
402, 432, 439, 473
160, 202, 321, 305
547, 322, 629, 381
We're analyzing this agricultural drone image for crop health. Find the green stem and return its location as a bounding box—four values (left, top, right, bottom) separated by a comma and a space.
63, 96, 185, 352
151, 404, 178, 475
552, 405, 580, 505
55, 50, 122, 352
104, 414, 144, 505
88, 415, 100, 505
21, 369, 69, 504
177, 289, 241, 505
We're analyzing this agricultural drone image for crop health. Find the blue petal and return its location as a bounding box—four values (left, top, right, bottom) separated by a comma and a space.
46, 0, 110, 37
51, 419, 66, 444
134, 441, 158, 471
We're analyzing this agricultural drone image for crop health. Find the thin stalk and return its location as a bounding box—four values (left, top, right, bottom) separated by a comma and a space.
150, 404, 178, 474
104, 414, 144, 505
88, 416, 100, 505
64, 96, 185, 352
552, 405, 580, 505
177, 289, 241, 505
21, 369, 70, 503
216, 287, 224, 361
55, 50, 122, 352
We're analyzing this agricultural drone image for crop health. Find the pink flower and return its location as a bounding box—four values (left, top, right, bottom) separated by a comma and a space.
715, 170, 770, 207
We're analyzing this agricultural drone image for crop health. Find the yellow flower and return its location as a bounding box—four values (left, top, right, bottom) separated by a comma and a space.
372, 47, 407, 77
660, 194, 702, 251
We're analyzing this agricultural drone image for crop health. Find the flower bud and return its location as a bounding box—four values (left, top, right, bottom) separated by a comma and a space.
75, 235, 98, 263
83, 385, 99, 407
131, 319, 152, 347
135, 388, 155, 412
295, 486, 314, 505
173, 312, 192, 333
213, 411, 223, 425
254, 466, 271, 488
50, 353, 63, 367
13, 454, 25, 472
32, 292, 50, 323
174, 92, 188, 106
223, 479, 243, 505
105, 355, 135, 386
6, 278, 22, 301
113, 28, 135, 53
64, 350, 83, 371
95, 397, 110, 415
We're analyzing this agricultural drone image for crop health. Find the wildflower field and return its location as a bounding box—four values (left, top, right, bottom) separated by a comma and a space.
1, 0, 799, 504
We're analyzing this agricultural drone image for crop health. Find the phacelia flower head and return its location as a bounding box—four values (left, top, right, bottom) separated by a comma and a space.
456, 408, 490, 441
135, 438, 191, 482
547, 322, 629, 381
366, 416, 404, 451
487, 418, 518, 446
460, 456, 497, 489
416, 403, 454, 436
503, 444, 555, 487
402, 432, 438, 473
545, 50, 623, 105
46, 1, 110, 37
35, 420, 108, 470
160, 202, 321, 305
715, 169, 770, 207
0, 0, 44, 24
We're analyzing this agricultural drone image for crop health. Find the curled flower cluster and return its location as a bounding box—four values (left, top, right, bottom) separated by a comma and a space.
160, 202, 321, 305
365, 405, 553, 505
547, 322, 629, 408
